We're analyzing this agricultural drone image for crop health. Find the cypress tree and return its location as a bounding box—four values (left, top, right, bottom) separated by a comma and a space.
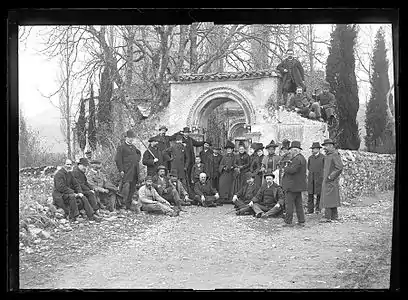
77, 98, 87, 152
326, 24, 361, 150
88, 84, 97, 151
364, 27, 391, 153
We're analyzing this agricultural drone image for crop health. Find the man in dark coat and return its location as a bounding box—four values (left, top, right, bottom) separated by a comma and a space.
218, 140, 236, 205
190, 155, 207, 185
316, 82, 337, 125
319, 139, 344, 222
115, 130, 142, 210
71, 158, 101, 215
142, 136, 164, 177
208, 146, 223, 190
250, 143, 265, 190
262, 140, 282, 185
307, 142, 325, 214
53, 159, 101, 222
248, 173, 285, 218
163, 134, 188, 186
276, 49, 306, 106
232, 143, 250, 195
288, 87, 323, 121
199, 140, 213, 168
153, 125, 174, 171
169, 169, 193, 206
281, 141, 307, 227
232, 172, 259, 216
193, 172, 220, 207
152, 165, 183, 212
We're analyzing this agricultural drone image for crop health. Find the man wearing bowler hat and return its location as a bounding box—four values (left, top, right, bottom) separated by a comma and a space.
115, 130, 142, 210
319, 138, 343, 222
232, 172, 258, 216
316, 82, 337, 126
169, 169, 193, 206
281, 141, 307, 227
153, 125, 174, 171
152, 165, 184, 212
250, 143, 265, 190
307, 142, 325, 214
262, 140, 282, 185
142, 136, 164, 176
208, 146, 223, 191
199, 140, 213, 170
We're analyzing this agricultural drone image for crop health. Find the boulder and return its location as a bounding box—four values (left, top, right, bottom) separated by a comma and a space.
28, 227, 42, 236
39, 230, 51, 239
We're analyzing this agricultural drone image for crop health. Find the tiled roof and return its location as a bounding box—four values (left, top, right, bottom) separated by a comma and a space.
172, 70, 280, 83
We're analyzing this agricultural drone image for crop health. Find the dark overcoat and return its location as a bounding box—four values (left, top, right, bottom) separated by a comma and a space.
71, 166, 93, 192
164, 143, 188, 180
250, 154, 265, 190
153, 133, 174, 168
207, 154, 222, 180
142, 146, 164, 177
194, 180, 217, 197
307, 153, 325, 195
218, 153, 235, 200
276, 58, 305, 93
53, 168, 82, 195
319, 149, 343, 209
235, 182, 258, 203
115, 142, 141, 183
199, 149, 213, 167
191, 163, 207, 182
282, 153, 307, 192
179, 135, 205, 181
232, 152, 250, 195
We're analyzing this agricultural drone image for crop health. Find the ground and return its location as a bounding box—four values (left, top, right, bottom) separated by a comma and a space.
19, 191, 394, 290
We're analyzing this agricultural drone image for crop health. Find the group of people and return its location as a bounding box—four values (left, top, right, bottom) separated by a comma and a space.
52, 121, 344, 226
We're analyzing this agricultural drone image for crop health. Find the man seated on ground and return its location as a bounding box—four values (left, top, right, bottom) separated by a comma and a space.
316, 82, 337, 126
138, 176, 179, 217
169, 169, 193, 206
288, 87, 323, 121
247, 173, 285, 219
86, 160, 120, 212
193, 172, 220, 207
71, 158, 102, 218
152, 165, 184, 212
52, 159, 102, 222
231, 172, 259, 215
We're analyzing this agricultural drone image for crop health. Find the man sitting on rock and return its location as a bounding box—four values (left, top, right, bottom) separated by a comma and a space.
152, 165, 184, 212
138, 176, 179, 217
248, 172, 285, 218
86, 160, 120, 212
288, 87, 323, 121
232, 172, 259, 215
169, 169, 193, 206
316, 82, 337, 126
52, 159, 102, 222
193, 172, 220, 207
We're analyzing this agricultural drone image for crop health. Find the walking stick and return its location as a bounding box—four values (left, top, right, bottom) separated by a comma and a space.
136, 136, 157, 160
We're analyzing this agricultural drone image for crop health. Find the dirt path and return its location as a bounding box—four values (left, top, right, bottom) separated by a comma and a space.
30, 191, 392, 290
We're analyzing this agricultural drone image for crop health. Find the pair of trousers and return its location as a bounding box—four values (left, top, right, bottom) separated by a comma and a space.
255, 204, 283, 218
53, 192, 95, 219
194, 195, 217, 207
307, 194, 321, 213
120, 179, 138, 209
141, 202, 175, 215
96, 191, 117, 211
211, 177, 219, 191
284, 191, 305, 224
324, 207, 338, 220
161, 189, 182, 209
82, 191, 99, 211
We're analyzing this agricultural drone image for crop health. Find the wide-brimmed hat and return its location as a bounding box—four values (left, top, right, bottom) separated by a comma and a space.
182, 127, 191, 133
321, 138, 335, 146
169, 169, 178, 177
224, 140, 235, 149
245, 172, 255, 180
254, 143, 264, 152
159, 125, 168, 131
263, 172, 275, 178
126, 130, 136, 138
78, 157, 89, 166
157, 165, 167, 172
281, 139, 291, 149
265, 140, 279, 149
289, 141, 302, 150
310, 142, 322, 149
203, 140, 212, 146
145, 176, 153, 182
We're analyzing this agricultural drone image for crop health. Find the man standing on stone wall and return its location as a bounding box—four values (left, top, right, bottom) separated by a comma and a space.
115, 130, 142, 210
319, 139, 344, 223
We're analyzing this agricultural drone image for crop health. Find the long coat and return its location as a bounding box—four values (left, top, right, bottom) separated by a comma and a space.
153, 133, 174, 169
142, 146, 164, 177
218, 153, 235, 200
307, 153, 325, 195
53, 168, 82, 195
179, 135, 205, 182
207, 154, 222, 180
232, 152, 250, 195
71, 166, 93, 192
276, 58, 305, 93
320, 149, 343, 209
282, 153, 307, 192
250, 154, 265, 190
115, 142, 141, 183
164, 143, 188, 181
199, 149, 213, 168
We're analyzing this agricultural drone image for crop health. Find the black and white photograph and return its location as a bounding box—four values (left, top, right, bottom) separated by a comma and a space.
11, 8, 399, 291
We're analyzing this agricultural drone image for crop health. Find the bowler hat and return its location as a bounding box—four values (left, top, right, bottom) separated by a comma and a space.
78, 157, 89, 166
157, 165, 167, 172
182, 127, 191, 133
265, 140, 279, 149
254, 143, 264, 152
310, 142, 322, 149
263, 172, 275, 178
145, 176, 153, 182
245, 172, 255, 180
126, 130, 136, 138
321, 138, 335, 146
169, 169, 179, 177
281, 139, 291, 149
224, 140, 235, 149
159, 125, 168, 131
85, 150, 92, 154
90, 160, 102, 165
289, 141, 302, 150
203, 140, 212, 146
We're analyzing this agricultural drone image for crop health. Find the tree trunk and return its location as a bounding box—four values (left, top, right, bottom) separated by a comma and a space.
309, 25, 314, 77
65, 28, 71, 158
251, 24, 269, 70
189, 23, 199, 73
125, 26, 135, 89
288, 24, 295, 50
175, 25, 188, 77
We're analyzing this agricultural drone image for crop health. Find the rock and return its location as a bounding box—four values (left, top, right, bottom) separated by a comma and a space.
39, 230, 51, 239
56, 208, 65, 214
55, 213, 64, 219
19, 242, 24, 248
304, 237, 311, 241
25, 247, 34, 254
28, 227, 42, 236
272, 244, 276, 248
47, 196, 54, 205
105, 216, 117, 221
33, 239, 41, 244
59, 219, 67, 224
346, 249, 353, 252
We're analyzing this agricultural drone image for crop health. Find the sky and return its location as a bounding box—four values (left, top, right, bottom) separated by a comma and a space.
18, 24, 395, 154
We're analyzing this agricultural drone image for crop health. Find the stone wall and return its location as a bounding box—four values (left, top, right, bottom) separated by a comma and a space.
337, 150, 395, 201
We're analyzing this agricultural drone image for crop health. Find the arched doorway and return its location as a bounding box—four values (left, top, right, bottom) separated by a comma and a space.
186, 87, 255, 149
